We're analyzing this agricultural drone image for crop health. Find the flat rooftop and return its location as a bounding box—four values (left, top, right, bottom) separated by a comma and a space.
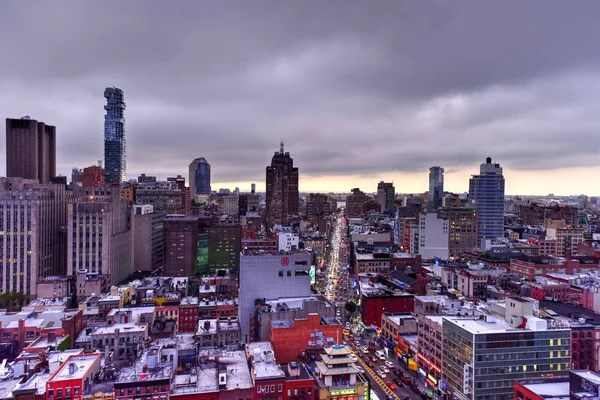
520, 382, 569, 400
49, 354, 99, 382
195, 348, 253, 392
197, 319, 217, 335
572, 370, 600, 385
443, 316, 516, 334
247, 342, 285, 380
385, 314, 416, 326
92, 323, 147, 335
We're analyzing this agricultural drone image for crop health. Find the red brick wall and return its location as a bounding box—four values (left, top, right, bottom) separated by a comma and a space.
361, 295, 414, 327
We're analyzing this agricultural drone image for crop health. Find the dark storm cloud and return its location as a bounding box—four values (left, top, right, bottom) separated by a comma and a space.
1, 0, 600, 183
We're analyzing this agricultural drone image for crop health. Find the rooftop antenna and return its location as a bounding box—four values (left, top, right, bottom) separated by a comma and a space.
280, 140, 284, 154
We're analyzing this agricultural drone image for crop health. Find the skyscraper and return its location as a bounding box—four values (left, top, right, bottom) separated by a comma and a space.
265, 142, 299, 226
188, 157, 211, 195
103, 87, 126, 184
376, 181, 395, 213
468, 157, 505, 245
6, 116, 56, 183
428, 166, 444, 210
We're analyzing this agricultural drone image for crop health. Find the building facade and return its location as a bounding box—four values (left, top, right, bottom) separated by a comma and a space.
418, 212, 449, 260
163, 217, 200, 277
103, 87, 126, 184
68, 187, 133, 286
377, 181, 395, 214
346, 188, 369, 218
188, 157, 211, 196
468, 158, 505, 246
132, 205, 165, 272
135, 181, 183, 214
265, 143, 299, 226
6, 117, 56, 184
428, 166, 444, 211
440, 208, 479, 257
0, 178, 67, 297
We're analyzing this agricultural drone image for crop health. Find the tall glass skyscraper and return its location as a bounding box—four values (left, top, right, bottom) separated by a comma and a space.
103, 87, 126, 184
468, 157, 505, 246
428, 166, 444, 210
188, 157, 211, 195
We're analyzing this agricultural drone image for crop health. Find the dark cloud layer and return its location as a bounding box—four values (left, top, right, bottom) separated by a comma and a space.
1, 1, 600, 185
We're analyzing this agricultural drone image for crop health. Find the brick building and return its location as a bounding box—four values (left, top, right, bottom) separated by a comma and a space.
46, 353, 101, 400
359, 281, 414, 326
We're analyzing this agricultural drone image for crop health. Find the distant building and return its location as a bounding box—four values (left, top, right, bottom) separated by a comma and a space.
556, 227, 585, 257
278, 232, 299, 252
346, 188, 369, 218
135, 181, 183, 214
468, 157, 505, 245
6, 116, 56, 183
428, 166, 444, 210
0, 178, 67, 297
358, 280, 414, 326
188, 157, 211, 196
137, 173, 156, 183
132, 205, 165, 272
417, 212, 449, 260
208, 223, 241, 274
81, 165, 104, 188
68, 186, 133, 286
377, 181, 395, 213
265, 142, 299, 226
163, 217, 201, 277
222, 194, 239, 215
103, 87, 126, 184
440, 207, 478, 257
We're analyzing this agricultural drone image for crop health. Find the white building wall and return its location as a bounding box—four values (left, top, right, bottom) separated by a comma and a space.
238, 252, 312, 342
277, 232, 299, 252
418, 212, 449, 260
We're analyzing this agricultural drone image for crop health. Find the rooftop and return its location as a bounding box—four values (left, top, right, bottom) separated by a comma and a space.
117, 348, 172, 383
572, 370, 600, 385
247, 342, 285, 380
92, 322, 147, 335
385, 314, 416, 326
197, 319, 217, 335
13, 372, 51, 395
49, 353, 100, 382
195, 348, 253, 392
520, 381, 569, 400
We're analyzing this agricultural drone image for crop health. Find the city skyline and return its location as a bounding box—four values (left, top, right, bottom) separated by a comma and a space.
2, 2, 600, 195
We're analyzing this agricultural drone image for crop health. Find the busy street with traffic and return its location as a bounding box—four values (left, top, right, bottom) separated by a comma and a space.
320, 213, 426, 400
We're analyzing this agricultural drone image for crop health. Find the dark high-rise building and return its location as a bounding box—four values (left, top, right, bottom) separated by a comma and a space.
137, 174, 156, 183
440, 207, 479, 257
428, 166, 444, 210
189, 157, 211, 196
346, 188, 369, 218
163, 217, 201, 277
265, 142, 299, 226
103, 87, 126, 184
6, 116, 56, 183
376, 181, 395, 213
208, 223, 241, 274
132, 205, 165, 272
468, 157, 505, 245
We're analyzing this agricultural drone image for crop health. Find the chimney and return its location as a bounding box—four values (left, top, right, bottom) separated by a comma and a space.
69, 363, 75, 375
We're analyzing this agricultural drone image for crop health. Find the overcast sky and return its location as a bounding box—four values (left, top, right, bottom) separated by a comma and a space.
1, 1, 599, 195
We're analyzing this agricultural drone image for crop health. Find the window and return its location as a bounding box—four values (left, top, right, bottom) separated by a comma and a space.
278, 384, 282, 392
270, 385, 275, 393
48, 390, 54, 398
57, 389, 63, 398
278, 271, 283, 277
66, 388, 71, 397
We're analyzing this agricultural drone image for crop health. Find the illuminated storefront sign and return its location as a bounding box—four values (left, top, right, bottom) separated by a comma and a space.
419, 368, 427, 376
427, 374, 438, 385
329, 389, 358, 396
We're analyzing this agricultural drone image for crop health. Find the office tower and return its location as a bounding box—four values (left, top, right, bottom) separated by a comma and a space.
137, 174, 156, 183
376, 181, 395, 213
167, 174, 189, 215
222, 194, 240, 215
68, 186, 133, 286
82, 165, 104, 188
208, 223, 241, 274
72, 168, 83, 186
346, 188, 369, 218
442, 314, 570, 400
189, 157, 211, 196
265, 142, 299, 226
468, 158, 505, 246
103, 87, 126, 184
135, 181, 182, 214
132, 205, 165, 272
6, 116, 56, 183
428, 166, 444, 210
0, 178, 66, 297
163, 217, 200, 277
440, 207, 479, 257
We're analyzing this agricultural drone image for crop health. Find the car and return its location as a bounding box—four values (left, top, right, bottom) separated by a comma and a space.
385, 361, 394, 368
393, 378, 403, 386
371, 356, 378, 362
379, 354, 386, 361
377, 370, 386, 379
349, 354, 357, 362
355, 366, 365, 373
382, 366, 390, 373
367, 362, 375, 368
362, 348, 369, 354
386, 381, 397, 390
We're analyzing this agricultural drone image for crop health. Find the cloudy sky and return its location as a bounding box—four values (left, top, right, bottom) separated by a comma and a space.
1, 1, 599, 195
